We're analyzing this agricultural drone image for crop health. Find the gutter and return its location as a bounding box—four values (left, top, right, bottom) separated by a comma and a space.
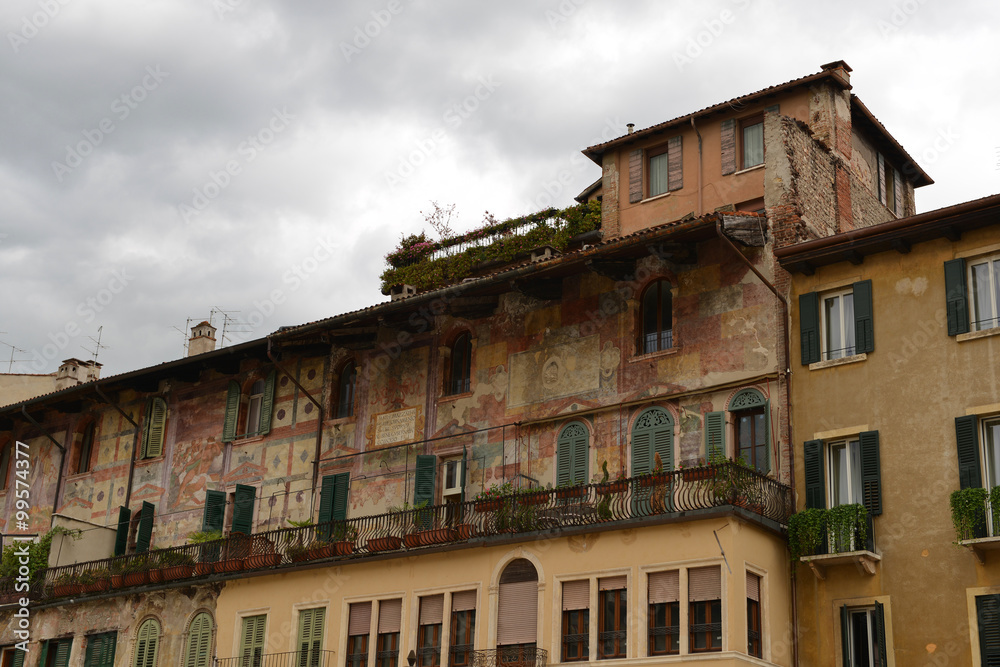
94, 385, 140, 509
21, 406, 66, 526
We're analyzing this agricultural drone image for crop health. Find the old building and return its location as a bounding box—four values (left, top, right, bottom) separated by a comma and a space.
0, 61, 931, 667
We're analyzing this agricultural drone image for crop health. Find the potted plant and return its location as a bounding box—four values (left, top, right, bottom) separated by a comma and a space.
593, 461, 628, 495
158, 549, 196, 580
122, 556, 150, 587
473, 482, 514, 512
555, 482, 587, 500
950, 487, 990, 542
518, 488, 549, 506
826, 504, 868, 554
330, 523, 358, 556
79, 568, 111, 593
788, 508, 826, 561
638, 453, 670, 488
679, 458, 712, 482
367, 504, 406, 553
52, 572, 82, 597
187, 529, 223, 575
214, 532, 251, 573
244, 534, 282, 569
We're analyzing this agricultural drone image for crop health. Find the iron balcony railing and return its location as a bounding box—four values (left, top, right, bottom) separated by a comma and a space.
811, 514, 876, 556
470, 647, 547, 667
216, 650, 336, 667
23, 462, 791, 603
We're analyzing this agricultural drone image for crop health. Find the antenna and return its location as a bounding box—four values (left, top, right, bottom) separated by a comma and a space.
0, 340, 30, 373
212, 307, 251, 347
82, 326, 109, 365
171, 317, 196, 356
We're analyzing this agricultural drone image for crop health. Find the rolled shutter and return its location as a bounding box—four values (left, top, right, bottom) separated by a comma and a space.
143, 398, 167, 459
977, 595, 1000, 664
222, 381, 240, 443
721, 119, 737, 175
349, 602, 372, 636
420, 595, 444, 625
852, 280, 875, 354
688, 567, 720, 602
114, 506, 132, 556
956, 415, 982, 489
628, 149, 643, 204
562, 580, 590, 611
704, 411, 725, 459
203, 490, 226, 532
232, 485, 256, 535
184, 614, 213, 667
746, 573, 760, 602
259, 370, 276, 436
893, 169, 904, 215
648, 571, 679, 604
451, 590, 477, 612
799, 292, 820, 365
378, 599, 402, 634
877, 153, 887, 204
497, 581, 537, 644
874, 602, 887, 666
840, 606, 850, 667
667, 136, 683, 191
944, 259, 970, 336
859, 431, 882, 516
136, 501, 155, 553
804, 440, 826, 509
599, 575, 626, 591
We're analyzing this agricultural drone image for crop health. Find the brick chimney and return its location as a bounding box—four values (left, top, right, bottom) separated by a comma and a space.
188, 321, 217, 357
55, 358, 102, 390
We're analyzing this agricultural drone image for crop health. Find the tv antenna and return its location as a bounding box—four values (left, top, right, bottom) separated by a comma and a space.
171, 317, 196, 356
212, 307, 251, 347
82, 326, 109, 365
0, 339, 30, 373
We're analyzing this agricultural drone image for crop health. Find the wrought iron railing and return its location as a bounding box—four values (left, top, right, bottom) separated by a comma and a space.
28, 462, 790, 602
471, 647, 547, 667
216, 650, 336, 667
812, 514, 876, 555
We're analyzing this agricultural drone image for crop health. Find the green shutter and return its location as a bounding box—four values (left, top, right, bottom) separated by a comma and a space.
852, 280, 874, 354
114, 506, 132, 556
232, 485, 256, 535
652, 425, 673, 471
557, 423, 589, 486
460, 447, 468, 504
799, 292, 820, 364
839, 606, 850, 667
317, 473, 349, 541
761, 401, 772, 474
803, 440, 825, 509
12, 649, 24, 667
945, 258, 970, 336
859, 431, 882, 516
977, 595, 1000, 664
222, 381, 240, 443
53, 639, 71, 667
631, 431, 651, 477
414, 455, 436, 507
184, 613, 213, 667
873, 602, 887, 666
704, 411, 725, 460
258, 370, 277, 436
38, 640, 48, 667
572, 430, 588, 485
556, 436, 571, 488
240, 615, 267, 666
331, 473, 349, 522
297, 608, 325, 667
956, 415, 982, 489
142, 398, 167, 459
134, 620, 160, 667
203, 490, 226, 532
85, 633, 116, 667
136, 501, 155, 553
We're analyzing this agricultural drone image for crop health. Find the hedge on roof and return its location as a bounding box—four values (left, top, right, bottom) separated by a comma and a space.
380, 201, 601, 293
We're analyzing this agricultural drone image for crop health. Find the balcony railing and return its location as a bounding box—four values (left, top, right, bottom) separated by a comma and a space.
216, 651, 336, 667
19, 462, 790, 603
471, 647, 547, 667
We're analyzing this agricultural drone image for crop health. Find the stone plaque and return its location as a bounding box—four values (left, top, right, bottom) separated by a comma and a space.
373, 407, 419, 448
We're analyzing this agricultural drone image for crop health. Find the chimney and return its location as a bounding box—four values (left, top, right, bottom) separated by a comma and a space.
627, 123, 635, 134
820, 60, 852, 85
189, 321, 217, 356
55, 358, 102, 391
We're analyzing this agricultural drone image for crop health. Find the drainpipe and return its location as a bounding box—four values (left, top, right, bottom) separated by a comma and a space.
21, 406, 66, 526
714, 218, 798, 666
267, 337, 325, 518
690, 117, 703, 217
95, 385, 140, 508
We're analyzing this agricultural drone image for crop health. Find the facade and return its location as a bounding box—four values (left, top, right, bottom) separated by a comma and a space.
0, 360, 102, 408
0, 61, 932, 667
777, 195, 1000, 666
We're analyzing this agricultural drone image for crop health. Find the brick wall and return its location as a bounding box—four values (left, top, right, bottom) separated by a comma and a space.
601, 152, 620, 238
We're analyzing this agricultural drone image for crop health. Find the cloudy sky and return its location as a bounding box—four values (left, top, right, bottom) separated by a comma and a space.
2, 0, 998, 377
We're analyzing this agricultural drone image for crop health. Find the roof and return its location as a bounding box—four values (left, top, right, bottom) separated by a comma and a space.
850, 95, 933, 187
574, 177, 602, 204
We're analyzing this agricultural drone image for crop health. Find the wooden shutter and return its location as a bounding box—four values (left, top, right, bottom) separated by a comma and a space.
53, 639, 71, 667
667, 136, 683, 191
222, 381, 240, 443
348, 602, 372, 636
420, 595, 444, 625
877, 153, 887, 204
688, 567, 720, 602
240, 616, 267, 663
799, 292, 820, 365
944, 259, 970, 336
893, 169, 904, 215
562, 580, 589, 611
704, 411, 725, 459
232, 485, 256, 535
11, 649, 24, 667
297, 608, 325, 667
460, 447, 468, 504
977, 595, 1000, 664
599, 575, 626, 591
143, 398, 167, 459
134, 620, 160, 667
873, 602, 887, 666
184, 613, 213, 667
497, 581, 537, 644
859, 431, 882, 516
746, 573, 760, 602
803, 440, 826, 509
38, 640, 48, 667
414, 455, 436, 517
558, 423, 588, 486
653, 424, 673, 471
721, 119, 737, 175
761, 400, 772, 474
378, 599, 402, 634
631, 430, 651, 476
648, 571, 679, 604
956, 415, 982, 489
852, 280, 875, 354
203, 490, 226, 532
839, 606, 850, 667
86, 633, 116, 667
451, 590, 477, 612
136, 501, 155, 553
318, 473, 349, 541
114, 506, 132, 556
259, 370, 276, 436
628, 149, 643, 204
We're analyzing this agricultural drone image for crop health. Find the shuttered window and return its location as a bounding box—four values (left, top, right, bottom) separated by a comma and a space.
628, 149, 643, 203
639, 280, 673, 354
239, 615, 267, 667
136, 501, 155, 553
84, 633, 116, 667
557, 423, 589, 488
222, 381, 240, 443
689, 567, 722, 653
803, 440, 826, 510
41, 638, 72, 667
11, 648, 26, 667
562, 580, 590, 611
378, 600, 402, 634
223, 371, 276, 442
704, 412, 725, 460
977, 595, 1000, 665
133, 620, 161, 667
376, 600, 401, 667
297, 608, 326, 667
231, 485, 256, 535
451, 590, 477, 612
799, 292, 821, 365
114, 506, 132, 556
944, 258, 970, 336
418, 596, 443, 667
141, 398, 167, 459
317, 473, 350, 541
632, 407, 674, 516
184, 613, 213, 667
202, 490, 226, 533
840, 604, 887, 667
648, 571, 678, 604
347, 603, 372, 667
747, 573, 762, 659
498, 560, 539, 645
648, 571, 679, 656
413, 456, 436, 530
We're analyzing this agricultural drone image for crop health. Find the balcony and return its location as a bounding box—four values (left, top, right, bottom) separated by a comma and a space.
471, 647, 547, 667
793, 509, 878, 579
12, 462, 790, 604
216, 651, 336, 667
951, 486, 1000, 563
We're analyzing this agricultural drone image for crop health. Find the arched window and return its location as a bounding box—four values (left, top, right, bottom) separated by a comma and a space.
639, 280, 673, 354
631, 407, 674, 516
448, 333, 472, 395
728, 389, 770, 474
133, 619, 161, 667
498, 559, 539, 650
336, 362, 357, 419
183, 613, 214, 667
222, 371, 276, 442
557, 423, 589, 487
77, 423, 96, 474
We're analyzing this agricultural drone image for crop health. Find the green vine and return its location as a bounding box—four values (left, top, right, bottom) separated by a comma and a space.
826, 503, 867, 553
0, 526, 80, 583
950, 487, 988, 542
787, 508, 826, 560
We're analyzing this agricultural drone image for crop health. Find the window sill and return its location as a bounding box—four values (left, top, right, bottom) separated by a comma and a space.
733, 163, 765, 176
640, 191, 671, 205
630, 347, 679, 363
800, 550, 880, 579
229, 434, 265, 445
957, 326, 1000, 343
808, 353, 867, 371
440, 391, 474, 401
134, 456, 163, 466
959, 535, 1000, 564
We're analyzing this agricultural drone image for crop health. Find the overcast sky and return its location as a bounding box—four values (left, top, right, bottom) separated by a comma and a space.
1, 0, 998, 377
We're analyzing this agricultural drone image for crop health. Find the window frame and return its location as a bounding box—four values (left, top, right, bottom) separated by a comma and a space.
77, 422, 96, 474
647, 144, 671, 198
827, 437, 863, 508
647, 600, 679, 656
446, 332, 473, 396
739, 114, 764, 170
417, 620, 442, 667
968, 253, 1000, 332
840, 605, 886, 667
245, 379, 266, 436
375, 632, 399, 667
820, 286, 856, 361
734, 407, 767, 473
638, 279, 673, 355
688, 599, 722, 653
335, 361, 357, 419
183, 613, 214, 667
561, 609, 589, 662
746, 573, 762, 659
449, 609, 475, 667
598, 588, 627, 660
133, 618, 161, 667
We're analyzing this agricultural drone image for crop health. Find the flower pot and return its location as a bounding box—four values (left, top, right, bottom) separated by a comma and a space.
53, 583, 82, 597
682, 469, 712, 483
244, 553, 281, 569
474, 500, 502, 513
403, 533, 422, 549
305, 545, 333, 561
595, 481, 627, 495
290, 550, 313, 563
455, 523, 475, 540
639, 473, 669, 488
194, 562, 213, 576
148, 568, 164, 584
110, 574, 124, 588
162, 564, 195, 581
367, 536, 402, 552
331, 540, 355, 557
556, 486, 587, 500
122, 571, 149, 587
83, 579, 111, 594
213, 558, 244, 573
519, 492, 549, 506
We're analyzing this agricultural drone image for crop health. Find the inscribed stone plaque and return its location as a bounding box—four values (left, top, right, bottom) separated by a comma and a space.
373, 407, 419, 448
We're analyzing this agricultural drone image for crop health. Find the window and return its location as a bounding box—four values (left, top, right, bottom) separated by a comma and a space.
84, 633, 116, 667
297, 608, 326, 667
977, 594, 1000, 664
561, 580, 590, 662
418, 595, 444, 667
970, 255, 1000, 331
799, 281, 874, 364
647, 570, 679, 656
222, 370, 276, 442
133, 619, 161, 667
497, 560, 538, 648
598, 578, 627, 659
638, 280, 672, 354
688, 567, 722, 653
557, 423, 589, 488
336, 362, 357, 419
40, 638, 73, 667
746, 573, 762, 659
726, 388, 771, 474
448, 333, 472, 395
140, 398, 166, 459
77, 423, 96, 474
346, 602, 371, 667
239, 615, 267, 667
740, 115, 764, 170
317, 473, 350, 541
246, 380, 265, 435
449, 591, 477, 667
648, 147, 669, 198
183, 614, 213, 667
955, 415, 1000, 536
2, 646, 26, 667
646, 137, 682, 198
376, 599, 402, 667
631, 407, 674, 516
840, 604, 887, 667
877, 153, 904, 216
829, 438, 863, 506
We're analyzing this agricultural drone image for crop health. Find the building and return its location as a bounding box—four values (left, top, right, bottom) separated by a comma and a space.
777, 194, 1000, 666
0, 359, 102, 408
0, 61, 930, 667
